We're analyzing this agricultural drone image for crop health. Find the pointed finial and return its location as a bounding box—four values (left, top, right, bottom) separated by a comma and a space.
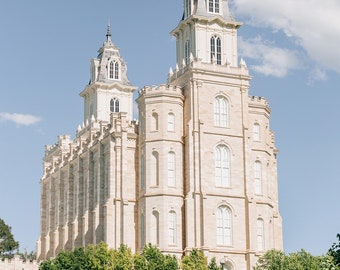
106, 20, 112, 42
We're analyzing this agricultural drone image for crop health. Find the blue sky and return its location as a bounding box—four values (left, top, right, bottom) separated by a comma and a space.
0, 0, 339, 256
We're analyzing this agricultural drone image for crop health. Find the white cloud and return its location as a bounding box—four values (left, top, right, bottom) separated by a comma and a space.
0, 112, 41, 126
239, 36, 300, 77
231, 0, 340, 74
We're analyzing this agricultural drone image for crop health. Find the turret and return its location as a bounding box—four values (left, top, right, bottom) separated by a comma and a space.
171, 0, 242, 68
80, 23, 137, 123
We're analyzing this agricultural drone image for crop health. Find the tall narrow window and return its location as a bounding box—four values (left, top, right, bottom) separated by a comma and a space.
210, 35, 221, 65
215, 145, 230, 187
253, 123, 260, 141
140, 156, 145, 189
110, 98, 119, 113
184, 0, 192, 18
168, 152, 176, 187
209, 0, 220, 13
151, 112, 159, 131
257, 218, 264, 251
254, 161, 262, 195
214, 96, 228, 127
217, 206, 231, 246
168, 211, 176, 245
185, 40, 190, 65
109, 60, 119, 80
168, 113, 175, 131
151, 151, 159, 186
152, 211, 159, 246
140, 214, 145, 248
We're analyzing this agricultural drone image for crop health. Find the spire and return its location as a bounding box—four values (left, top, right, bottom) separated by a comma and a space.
106, 20, 112, 43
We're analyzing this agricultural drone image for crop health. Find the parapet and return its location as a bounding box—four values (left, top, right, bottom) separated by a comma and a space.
138, 84, 183, 97
0, 255, 39, 270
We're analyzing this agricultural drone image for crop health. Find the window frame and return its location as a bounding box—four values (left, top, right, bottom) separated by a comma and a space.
210, 35, 222, 65
215, 145, 230, 188
257, 218, 264, 251
167, 112, 175, 132
214, 96, 228, 127
110, 98, 120, 113
208, 0, 220, 13
108, 59, 119, 80
167, 152, 176, 187
168, 211, 176, 245
216, 206, 232, 246
254, 161, 262, 195
253, 123, 260, 141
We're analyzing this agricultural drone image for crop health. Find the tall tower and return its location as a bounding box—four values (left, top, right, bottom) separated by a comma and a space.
37, 26, 138, 260
80, 23, 136, 123
167, 0, 283, 269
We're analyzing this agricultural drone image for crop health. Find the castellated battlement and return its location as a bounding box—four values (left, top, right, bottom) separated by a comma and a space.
43, 113, 137, 177
138, 84, 183, 97
249, 95, 268, 105
248, 95, 271, 112
0, 255, 39, 270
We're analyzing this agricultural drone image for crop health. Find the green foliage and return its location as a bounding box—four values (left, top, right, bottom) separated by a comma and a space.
164, 254, 179, 270
329, 233, 340, 266
39, 242, 179, 270
181, 249, 209, 270
136, 243, 178, 270
254, 249, 340, 270
0, 218, 19, 257
86, 242, 114, 270
112, 244, 133, 270
254, 249, 287, 270
208, 257, 221, 270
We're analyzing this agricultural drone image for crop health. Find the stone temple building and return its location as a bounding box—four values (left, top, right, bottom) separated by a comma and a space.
37, 0, 283, 268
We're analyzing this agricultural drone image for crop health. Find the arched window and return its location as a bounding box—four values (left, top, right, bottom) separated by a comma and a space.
215, 145, 230, 187
151, 112, 159, 131
168, 152, 176, 187
109, 60, 119, 80
140, 214, 145, 248
210, 35, 221, 65
217, 206, 231, 246
222, 262, 233, 270
140, 155, 145, 189
168, 211, 176, 245
253, 123, 260, 141
151, 151, 159, 186
257, 218, 264, 251
110, 98, 119, 113
168, 113, 175, 131
254, 161, 262, 195
152, 211, 159, 246
185, 40, 190, 65
184, 0, 192, 18
214, 96, 228, 127
209, 0, 220, 13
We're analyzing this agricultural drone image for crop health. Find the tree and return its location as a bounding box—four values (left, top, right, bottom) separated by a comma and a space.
134, 243, 178, 270
0, 218, 19, 257
112, 244, 134, 270
208, 257, 221, 270
181, 249, 209, 270
253, 249, 288, 270
254, 249, 340, 270
329, 233, 340, 266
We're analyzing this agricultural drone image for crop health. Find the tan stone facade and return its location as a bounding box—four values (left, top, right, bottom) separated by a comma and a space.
37, 1, 283, 269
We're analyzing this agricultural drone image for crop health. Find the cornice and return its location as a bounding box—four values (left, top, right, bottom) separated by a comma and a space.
80, 82, 137, 96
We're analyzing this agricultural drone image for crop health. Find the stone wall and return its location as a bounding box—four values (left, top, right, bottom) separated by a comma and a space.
0, 255, 39, 270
